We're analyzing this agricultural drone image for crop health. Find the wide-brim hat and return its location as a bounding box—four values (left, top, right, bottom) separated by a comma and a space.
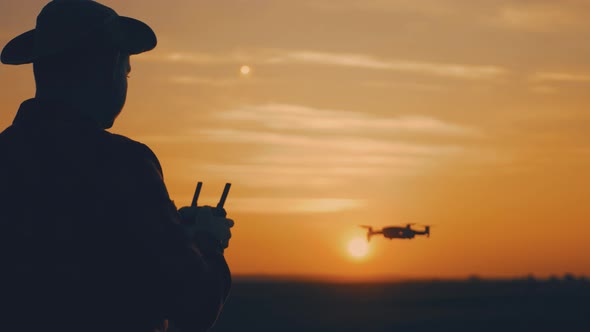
1, 0, 157, 65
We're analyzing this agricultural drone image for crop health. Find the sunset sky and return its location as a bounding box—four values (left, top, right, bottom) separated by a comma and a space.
1, 0, 589, 280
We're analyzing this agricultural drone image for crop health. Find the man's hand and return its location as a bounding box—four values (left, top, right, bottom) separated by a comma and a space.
178, 206, 234, 251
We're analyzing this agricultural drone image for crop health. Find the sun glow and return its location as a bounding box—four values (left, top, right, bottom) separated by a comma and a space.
240, 65, 251, 75
347, 237, 369, 259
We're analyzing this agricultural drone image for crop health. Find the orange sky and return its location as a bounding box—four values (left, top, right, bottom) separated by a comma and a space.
1, 0, 589, 280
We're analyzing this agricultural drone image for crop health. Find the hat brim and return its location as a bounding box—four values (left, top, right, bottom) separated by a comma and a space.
115, 17, 157, 56
1, 16, 157, 65
1, 30, 36, 65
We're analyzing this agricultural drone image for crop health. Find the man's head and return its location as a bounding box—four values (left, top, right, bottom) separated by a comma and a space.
1, 0, 156, 129
33, 38, 131, 128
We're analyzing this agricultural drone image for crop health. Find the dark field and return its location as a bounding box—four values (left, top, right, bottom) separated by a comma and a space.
212, 277, 590, 332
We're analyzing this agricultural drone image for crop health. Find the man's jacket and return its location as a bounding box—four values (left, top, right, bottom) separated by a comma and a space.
0, 99, 231, 332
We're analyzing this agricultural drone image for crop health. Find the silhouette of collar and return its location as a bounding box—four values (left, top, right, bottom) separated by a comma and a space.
13, 98, 99, 130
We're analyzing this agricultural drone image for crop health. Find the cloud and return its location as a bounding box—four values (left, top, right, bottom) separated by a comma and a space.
141, 126, 465, 196
361, 81, 446, 92
248, 153, 423, 168
531, 72, 590, 83
138, 50, 261, 66
310, 0, 590, 33
216, 104, 476, 136
270, 51, 506, 80
139, 102, 477, 213
193, 127, 463, 190
169, 76, 248, 87
199, 160, 423, 191
200, 129, 462, 156
139, 49, 506, 80
189, 127, 461, 207
144, 52, 250, 65
217, 197, 366, 214
307, 0, 456, 16
491, 3, 589, 31
140, 103, 472, 187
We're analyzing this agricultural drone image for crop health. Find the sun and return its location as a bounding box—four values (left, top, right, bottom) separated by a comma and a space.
240, 65, 251, 75
347, 237, 369, 259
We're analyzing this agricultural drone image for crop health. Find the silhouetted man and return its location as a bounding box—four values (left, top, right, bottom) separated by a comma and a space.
0, 1, 233, 332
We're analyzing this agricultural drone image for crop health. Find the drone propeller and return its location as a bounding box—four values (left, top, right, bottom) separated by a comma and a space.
416, 224, 434, 238
360, 225, 374, 242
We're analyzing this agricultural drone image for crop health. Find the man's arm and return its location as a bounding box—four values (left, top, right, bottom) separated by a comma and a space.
118, 142, 231, 332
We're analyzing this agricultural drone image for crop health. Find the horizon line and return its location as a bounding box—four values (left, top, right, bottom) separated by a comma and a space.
232, 273, 589, 283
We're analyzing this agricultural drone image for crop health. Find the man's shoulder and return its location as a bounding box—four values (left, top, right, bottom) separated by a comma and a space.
0, 126, 14, 152
0, 125, 17, 140
99, 132, 162, 171
0, 125, 25, 152
101, 132, 156, 158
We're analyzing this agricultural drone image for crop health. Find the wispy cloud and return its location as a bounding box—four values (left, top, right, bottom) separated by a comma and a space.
148, 52, 250, 65
191, 127, 463, 204
310, 0, 590, 33
140, 103, 472, 177
361, 81, 446, 92
268, 51, 505, 80
139, 102, 478, 213
216, 104, 476, 136
197, 102, 467, 186
531, 72, 590, 83
214, 197, 366, 214
200, 129, 462, 156
138, 50, 261, 66
139, 49, 506, 80
169, 76, 249, 87
491, 4, 589, 31
307, 0, 455, 16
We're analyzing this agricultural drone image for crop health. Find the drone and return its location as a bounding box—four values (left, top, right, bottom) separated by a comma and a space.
361, 224, 431, 242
